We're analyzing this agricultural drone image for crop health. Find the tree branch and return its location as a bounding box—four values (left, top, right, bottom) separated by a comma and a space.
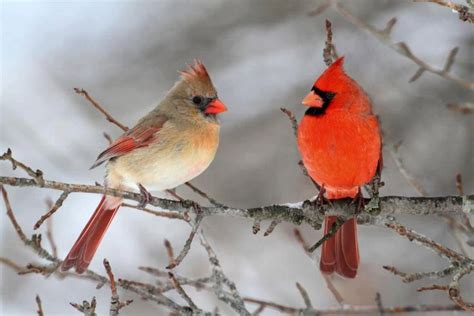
414, 0, 474, 23
310, 2, 474, 91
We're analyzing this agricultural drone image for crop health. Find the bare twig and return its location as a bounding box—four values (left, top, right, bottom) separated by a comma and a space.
330, 2, 474, 90
263, 219, 281, 236
244, 297, 463, 314
166, 214, 204, 269
184, 182, 226, 208
45, 217, 58, 258
34, 191, 70, 230
293, 229, 346, 307
296, 282, 313, 309
389, 142, 427, 196
103, 132, 113, 144
70, 297, 97, 316
2, 185, 27, 242
199, 231, 251, 315
375, 292, 384, 316
308, 0, 331, 16
308, 217, 346, 252
280, 108, 298, 137
414, 0, 474, 23
168, 272, 199, 311
36, 295, 44, 316
74, 88, 128, 131
384, 217, 474, 311
323, 19, 338, 66
103, 259, 133, 315
121, 203, 185, 220
0, 148, 44, 185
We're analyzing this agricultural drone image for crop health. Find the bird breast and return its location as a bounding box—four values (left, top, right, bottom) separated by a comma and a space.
106, 123, 220, 192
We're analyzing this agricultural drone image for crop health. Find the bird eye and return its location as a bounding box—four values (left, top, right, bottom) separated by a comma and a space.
192, 96, 203, 105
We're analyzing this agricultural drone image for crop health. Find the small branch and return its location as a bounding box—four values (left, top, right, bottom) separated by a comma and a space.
121, 203, 185, 220
166, 214, 203, 269
331, 3, 474, 90
307, 217, 345, 252
263, 219, 280, 236
199, 231, 251, 315
34, 191, 70, 230
70, 297, 97, 316
74, 88, 128, 132
2, 185, 27, 243
375, 293, 384, 316
1, 148, 44, 185
296, 282, 313, 309
280, 108, 298, 137
45, 216, 58, 259
390, 142, 427, 196
168, 272, 199, 311
103, 259, 133, 315
184, 182, 226, 208
293, 229, 346, 307
414, 0, 474, 23
323, 19, 338, 66
36, 295, 44, 316
384, 217, 474, 311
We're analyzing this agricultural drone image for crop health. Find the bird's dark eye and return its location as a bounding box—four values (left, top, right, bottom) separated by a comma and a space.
192, 96, 203, 105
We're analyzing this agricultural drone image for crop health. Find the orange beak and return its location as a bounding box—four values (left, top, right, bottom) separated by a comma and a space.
205, 98, 228, 114
302, 90, 323, 108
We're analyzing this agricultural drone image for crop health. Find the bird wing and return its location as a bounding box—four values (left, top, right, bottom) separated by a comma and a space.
90, 115, 167, 169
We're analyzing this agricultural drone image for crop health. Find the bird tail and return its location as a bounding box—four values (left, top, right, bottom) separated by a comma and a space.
320, 216, 359, 278
61, 195, 121, 273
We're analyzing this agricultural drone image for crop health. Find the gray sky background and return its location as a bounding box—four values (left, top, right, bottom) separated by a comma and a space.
1, 1, 473, 315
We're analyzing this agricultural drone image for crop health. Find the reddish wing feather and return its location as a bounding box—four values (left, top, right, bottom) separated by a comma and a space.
91, 125, 163, 169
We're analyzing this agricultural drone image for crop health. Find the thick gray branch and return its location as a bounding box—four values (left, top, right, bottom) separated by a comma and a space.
1, 176, 472, 230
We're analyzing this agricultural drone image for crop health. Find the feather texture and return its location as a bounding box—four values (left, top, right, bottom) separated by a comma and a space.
298, 57, 381, 278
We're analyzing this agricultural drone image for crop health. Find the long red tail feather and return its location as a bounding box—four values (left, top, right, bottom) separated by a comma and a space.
61, 195, 121, 273
320, 216, 359, 278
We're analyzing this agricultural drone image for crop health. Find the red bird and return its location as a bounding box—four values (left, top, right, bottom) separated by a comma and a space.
62, 61, 227, 273
297, 57, 381, 278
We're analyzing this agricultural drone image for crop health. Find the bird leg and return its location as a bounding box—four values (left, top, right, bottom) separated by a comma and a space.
351, 187, 365, 214
138, 184, 152, 208
312, 184, 333, 210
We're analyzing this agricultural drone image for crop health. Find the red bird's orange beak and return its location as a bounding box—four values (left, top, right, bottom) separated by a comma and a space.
205, 99, 228, 114
302, 90, 323, 108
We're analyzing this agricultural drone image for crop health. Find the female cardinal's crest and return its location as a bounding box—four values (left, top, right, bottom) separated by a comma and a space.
180, 60, 211, 83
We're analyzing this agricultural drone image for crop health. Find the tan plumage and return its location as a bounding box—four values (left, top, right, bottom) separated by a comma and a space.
62, 61, 227, 273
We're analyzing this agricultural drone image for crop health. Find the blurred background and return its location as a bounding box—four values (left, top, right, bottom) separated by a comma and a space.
1, 0, 473, 315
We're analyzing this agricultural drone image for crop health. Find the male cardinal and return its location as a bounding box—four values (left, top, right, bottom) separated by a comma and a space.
62, 61, 227, 273
297, 57, 381, 278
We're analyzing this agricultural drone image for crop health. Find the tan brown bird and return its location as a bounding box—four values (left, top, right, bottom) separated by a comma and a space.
62, 61, 227, 273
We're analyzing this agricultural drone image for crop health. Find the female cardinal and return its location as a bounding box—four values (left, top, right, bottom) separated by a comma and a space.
297, 57, 381, 278
62, 61, 227, 273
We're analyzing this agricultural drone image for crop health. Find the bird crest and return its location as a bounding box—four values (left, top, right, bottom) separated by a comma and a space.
180, 59, 211, 83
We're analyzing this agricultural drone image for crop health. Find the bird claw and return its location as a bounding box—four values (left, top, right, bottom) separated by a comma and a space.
313, 185, 332, 208
138, 184, 152, 208
351, 188, 365, 214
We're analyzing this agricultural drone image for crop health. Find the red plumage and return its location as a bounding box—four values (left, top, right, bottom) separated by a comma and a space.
297, 57, 381, 278
61, 196, 121, 273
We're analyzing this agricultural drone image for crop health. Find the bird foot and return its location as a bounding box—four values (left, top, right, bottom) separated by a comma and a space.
313, 185, 332, 209
351, 188, 365, 214
138, 184, 152, 208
